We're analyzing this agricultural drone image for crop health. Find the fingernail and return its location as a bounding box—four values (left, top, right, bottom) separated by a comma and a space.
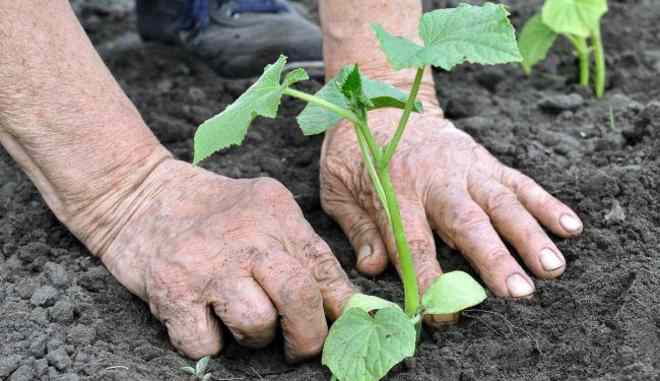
506, 273, 534, 298
560, 214, 582, 233
357, 245, 372, 264
540, 248, 564, 271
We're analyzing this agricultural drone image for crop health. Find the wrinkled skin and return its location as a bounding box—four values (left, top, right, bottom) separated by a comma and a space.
98, 159, 354, 361
321, 107, 583, 307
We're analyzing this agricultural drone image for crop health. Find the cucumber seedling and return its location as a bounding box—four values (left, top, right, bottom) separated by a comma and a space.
180, 356, 212, 381
518, 0, 608, 97
192, 3, 521, 381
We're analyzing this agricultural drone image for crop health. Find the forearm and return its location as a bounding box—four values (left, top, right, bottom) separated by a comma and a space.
0, 1, 171, 254
319, 0, 440, 109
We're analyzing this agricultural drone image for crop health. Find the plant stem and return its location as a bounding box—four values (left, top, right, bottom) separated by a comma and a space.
283, 87, 359, 124
381, 67, 425, 167
567, 35, 590, 87
377, 167, 419, 317
591, 26, 606, 98
354, 123, 390, 220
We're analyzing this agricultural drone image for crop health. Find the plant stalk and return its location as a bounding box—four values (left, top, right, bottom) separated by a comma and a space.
377, 167, 419, 317
381, 67, 426, 167
284, 87, 359, 124
591, 26, 606, 98
568, 35, 590, 87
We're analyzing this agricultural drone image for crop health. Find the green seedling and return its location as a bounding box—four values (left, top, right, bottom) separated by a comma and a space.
518, 0, 608, 97
192, 3, 521, 381
181, 356, 212, 381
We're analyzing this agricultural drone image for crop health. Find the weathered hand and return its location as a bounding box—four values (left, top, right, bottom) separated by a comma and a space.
321, 107, 582, 305
94, 159, 354, 361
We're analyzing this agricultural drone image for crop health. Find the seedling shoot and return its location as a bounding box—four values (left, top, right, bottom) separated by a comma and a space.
192, 3, 522, 381
518, 0, 608, 97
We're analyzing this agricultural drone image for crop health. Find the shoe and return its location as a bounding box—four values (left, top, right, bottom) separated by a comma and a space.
136, 0, 324, 78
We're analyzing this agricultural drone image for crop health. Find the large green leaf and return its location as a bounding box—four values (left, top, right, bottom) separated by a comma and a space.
193, 55, 308, 164
322, 307, 416, 381
542, 0, 608, 37
373, 3, 522, 71
297, 65, 422, 136
421, 271, 487, 315
519, 13, 559, 75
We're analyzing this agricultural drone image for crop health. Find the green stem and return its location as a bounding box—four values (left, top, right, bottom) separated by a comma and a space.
377, 167, 419, 317
591, 26, 606, 98
567, 35, 590, 87
381, 67, 425, 167
284, 87, 359, 124
354, 124, 390, 220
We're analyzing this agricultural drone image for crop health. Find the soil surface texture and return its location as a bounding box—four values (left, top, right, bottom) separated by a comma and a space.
1, 0, 659, 380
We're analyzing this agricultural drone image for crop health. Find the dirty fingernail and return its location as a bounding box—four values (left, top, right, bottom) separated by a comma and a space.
357, 245, 372, 264
560, 214, 582, 233
540, 248, 564, 272
506, 273, 534, 298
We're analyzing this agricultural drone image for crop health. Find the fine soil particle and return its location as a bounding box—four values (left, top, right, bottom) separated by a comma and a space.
1, 0, 659, 380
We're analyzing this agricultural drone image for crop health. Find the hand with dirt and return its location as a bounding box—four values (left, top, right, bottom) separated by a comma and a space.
321, 107, 582, 301
0, 0, 353, 361
320, 0, 582, 314
99, 160, 354, 360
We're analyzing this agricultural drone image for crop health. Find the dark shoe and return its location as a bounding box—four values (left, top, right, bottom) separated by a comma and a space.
136, 0, 323, 78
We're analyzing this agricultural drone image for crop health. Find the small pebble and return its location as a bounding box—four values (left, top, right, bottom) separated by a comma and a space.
539, 93, 584, 112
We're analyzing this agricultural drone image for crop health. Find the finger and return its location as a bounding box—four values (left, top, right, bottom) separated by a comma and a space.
150, 300, 223, 359
469, 175, 566, 279
322, 185, 388, 276
427, 190, 535, 298
288, 222, 357, 320
500, 167, 583, 237
252, 249, 327, 363
211, 277, 277, 349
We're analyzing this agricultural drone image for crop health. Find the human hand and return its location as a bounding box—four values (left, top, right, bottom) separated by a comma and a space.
320, 107, 582, 308
92, 160, 354, 361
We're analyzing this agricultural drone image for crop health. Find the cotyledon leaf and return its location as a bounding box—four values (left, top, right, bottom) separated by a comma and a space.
193, 55, 308, 164
343, 293, 402, 313
322, 307, 416, 381
421, 271, 487, 315
542, 0, 608, 38
519, 13, 559, 75
296, 65, 423, 136
373, 2, 522, 71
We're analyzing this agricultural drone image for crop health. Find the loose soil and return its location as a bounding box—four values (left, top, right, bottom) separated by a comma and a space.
1, 0, 659, 380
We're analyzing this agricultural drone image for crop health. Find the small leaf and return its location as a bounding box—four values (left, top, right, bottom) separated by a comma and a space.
193, 55, 288, 164
421, 271, 487, 315
542, 0, 608, 37
284, 68, 309, 86
374, 3, 522, 71
344, 293, 402, 313
297, 65, 422, 136
196, 356, 209, 376
180, 366, 196, 375
518, 13, 559, 75
322, 307, 416, 381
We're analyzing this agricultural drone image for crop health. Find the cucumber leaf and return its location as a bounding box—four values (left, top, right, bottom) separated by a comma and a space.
193, 55, 308, 164
421, 271, 487, 315
297, 65, 422, 136
322, 307, 416, 381
373, 3, 522, 71
519, 13, 559, 75
344, 293, 402, 313
542, 0, 608, 38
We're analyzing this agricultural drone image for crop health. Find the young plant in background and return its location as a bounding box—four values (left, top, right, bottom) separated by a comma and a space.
518, 0, 608, 97
193, 3, 521, 381
180, 356, 212, 381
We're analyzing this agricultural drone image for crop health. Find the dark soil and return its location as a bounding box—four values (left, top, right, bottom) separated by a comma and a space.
2, 0, 660, 380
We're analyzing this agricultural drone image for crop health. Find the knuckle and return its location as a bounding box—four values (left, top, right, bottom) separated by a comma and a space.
283, 273, 323, 312
450, 208, 490, 236
486, 190, 518, 215
253, 178, 294, 207
348, 218, 378, 241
